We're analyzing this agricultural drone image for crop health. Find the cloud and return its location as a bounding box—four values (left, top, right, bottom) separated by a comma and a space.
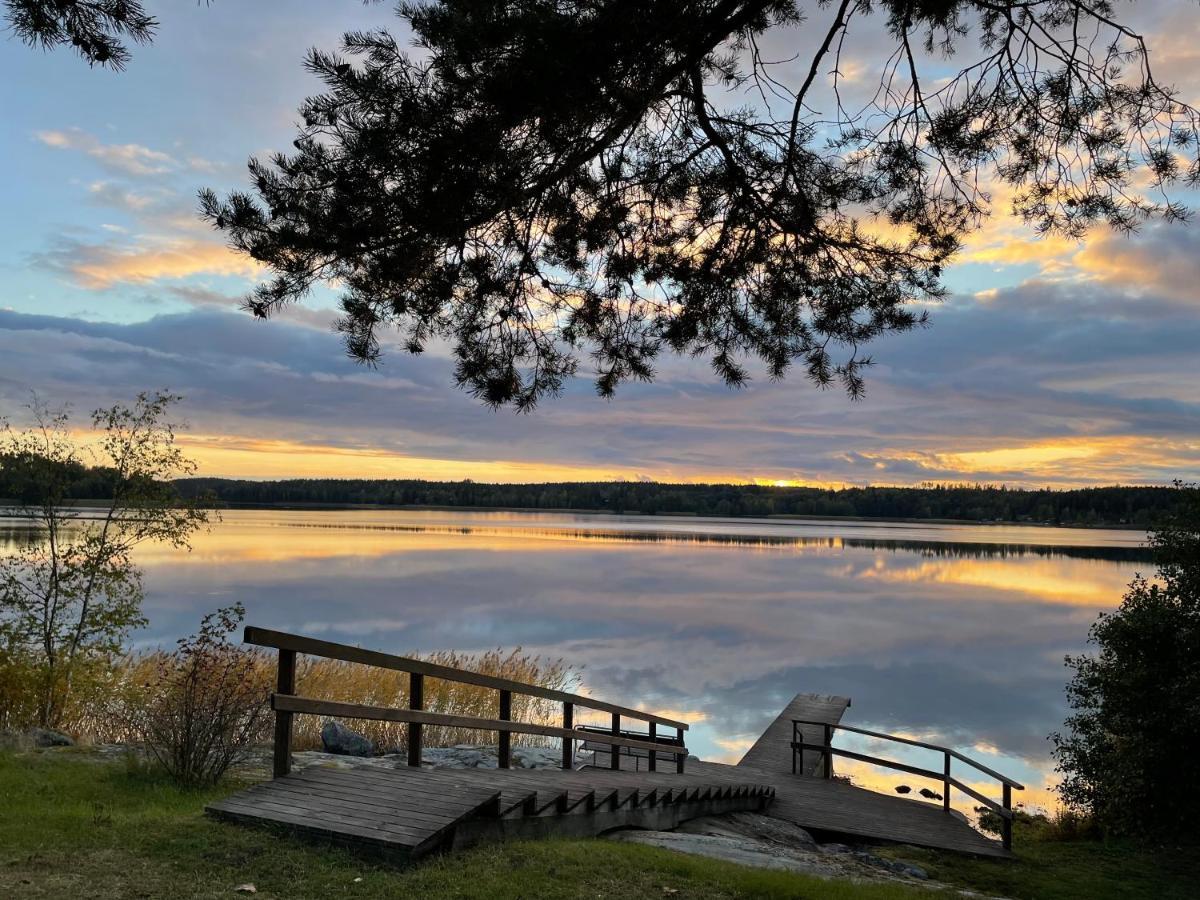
36, 128, 177, 177
86, 181, 160, 212
33, 234, 262, 288
1074, 225, 1200, 302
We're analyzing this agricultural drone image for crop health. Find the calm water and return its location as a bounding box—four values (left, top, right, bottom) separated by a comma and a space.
1, 509, 1149, 813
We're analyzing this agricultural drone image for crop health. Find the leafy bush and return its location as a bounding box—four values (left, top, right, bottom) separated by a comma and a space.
1051, 483, 1200, 841
122, 604, 272, 787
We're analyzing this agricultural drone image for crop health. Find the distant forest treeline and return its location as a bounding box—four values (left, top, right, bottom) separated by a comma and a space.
160, 478, 1190, 527
0, 453, 1184, 526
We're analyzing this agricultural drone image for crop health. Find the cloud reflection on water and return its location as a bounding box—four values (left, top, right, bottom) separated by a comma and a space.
0, 509, 1143, 809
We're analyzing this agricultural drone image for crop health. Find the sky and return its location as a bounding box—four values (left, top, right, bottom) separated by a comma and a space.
1, 1, 1198, 488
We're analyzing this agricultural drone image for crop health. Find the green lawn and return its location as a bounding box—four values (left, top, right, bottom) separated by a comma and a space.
0, 752, 926, 899
2, 751, 1194, 899
875, 819, 1199, 900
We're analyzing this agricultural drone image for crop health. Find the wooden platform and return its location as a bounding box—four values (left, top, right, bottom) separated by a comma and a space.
738, 693, 852, 776
207, 692, 1009, 861
207, 633, 1011, 864
731, 692, 1008, 858
206, 763, 775, 862
696, 759, 1009, 857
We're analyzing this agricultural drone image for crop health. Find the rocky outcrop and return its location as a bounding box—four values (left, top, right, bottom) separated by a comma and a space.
291, 742, 591, 772
610, 813, 956, 892
319, 720, 374, 757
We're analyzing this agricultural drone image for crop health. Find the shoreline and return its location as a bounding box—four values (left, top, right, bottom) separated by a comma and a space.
0, 500, 1150, 531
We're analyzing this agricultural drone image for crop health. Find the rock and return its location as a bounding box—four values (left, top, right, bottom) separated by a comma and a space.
609, 830, 844, 878
320, 720, 374, 757
30, 728, 74, 748
233, 884, 257, 893
676, 812, 817, 849
818, 842, 853, 854
513, 747, 560, 769
888, 860, 929, 880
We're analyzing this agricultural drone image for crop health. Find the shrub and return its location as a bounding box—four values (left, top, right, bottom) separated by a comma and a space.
90, 638, 582, 759
121, 604, 272, 787
1051, 483, 1200, 841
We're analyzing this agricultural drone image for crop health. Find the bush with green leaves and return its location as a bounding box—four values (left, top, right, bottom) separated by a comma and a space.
1052, 483, 1200, 841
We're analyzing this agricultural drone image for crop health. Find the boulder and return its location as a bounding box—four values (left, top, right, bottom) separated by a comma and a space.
319, 720, 374, 757
30, 728, 74, 748
887, 860, 929, 880
676, 812, 817, 849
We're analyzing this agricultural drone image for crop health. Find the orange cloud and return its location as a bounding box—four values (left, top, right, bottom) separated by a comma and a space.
861, 436, 1200, 485
178, 433, 670, 482
69, 239, 263, 288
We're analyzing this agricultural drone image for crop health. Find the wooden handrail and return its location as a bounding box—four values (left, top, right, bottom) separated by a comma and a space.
246, 626, 688, 729
273, 695, 690, 758
791, 718, 1023, 852
248, 625, 689, 778
791, 718, 1024, 789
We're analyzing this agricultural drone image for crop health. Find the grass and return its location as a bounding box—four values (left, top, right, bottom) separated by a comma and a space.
6, 751, 1195, 899
875, 818, 1200, 900
0, 751, 928, 900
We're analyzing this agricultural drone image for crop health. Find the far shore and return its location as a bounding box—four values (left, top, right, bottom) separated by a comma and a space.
0, 500, 1151, 531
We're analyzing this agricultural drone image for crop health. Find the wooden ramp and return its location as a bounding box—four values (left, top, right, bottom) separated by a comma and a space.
738, 693, 852, 776
730, 692, 1010, 858
694, 760, 1009, 858
206, 764, 775, 862
209, 629, 1017, 863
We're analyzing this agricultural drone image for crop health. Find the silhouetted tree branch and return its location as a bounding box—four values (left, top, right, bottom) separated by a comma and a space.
201, 1, 1200, 408
4, 0, 157, 68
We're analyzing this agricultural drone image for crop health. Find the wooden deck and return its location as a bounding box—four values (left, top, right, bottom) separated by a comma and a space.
207, 693, 1008, 861
207, 629, 1013, 863
696, 759, 1009, 857
738, 692, 852, 776
207, 763, 775, 862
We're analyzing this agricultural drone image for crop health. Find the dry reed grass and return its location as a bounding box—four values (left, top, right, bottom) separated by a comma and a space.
42, 646, 582, 753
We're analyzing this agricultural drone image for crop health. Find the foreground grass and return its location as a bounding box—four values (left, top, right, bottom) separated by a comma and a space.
0, 752, 926, 900
876, 820, 1199, 900
6, 752, 1193, 899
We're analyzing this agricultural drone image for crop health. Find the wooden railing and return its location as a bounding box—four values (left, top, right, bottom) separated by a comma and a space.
245, 627, 689, 778
791, 719, 1025, 851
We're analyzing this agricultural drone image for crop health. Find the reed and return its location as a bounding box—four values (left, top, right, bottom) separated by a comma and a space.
35, 646, 582, 754
290, 648, 580, 751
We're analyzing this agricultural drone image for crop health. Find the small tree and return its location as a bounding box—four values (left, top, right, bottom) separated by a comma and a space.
1052, 483, 1200, 841
124, 603, 272, 787
0, 391, 211, 728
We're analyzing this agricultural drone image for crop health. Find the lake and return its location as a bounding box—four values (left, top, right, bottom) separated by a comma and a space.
1, 508, 1150, 814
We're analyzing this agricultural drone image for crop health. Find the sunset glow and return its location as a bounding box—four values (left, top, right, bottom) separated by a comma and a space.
1, 5, 1195, 489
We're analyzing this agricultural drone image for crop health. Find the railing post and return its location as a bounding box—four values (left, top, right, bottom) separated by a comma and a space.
792, 721, 798, 775
648, 722, 657, 772
943, 751, 951, 812
498, 689, 512, 769
823, 724, 832, 778
272, 649, 296, 778
561, 702, 574, 769
1002, 783, 1013, 851
407, 672, 424, 767
610, 713, 621, 770
676, 725, 685, 773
